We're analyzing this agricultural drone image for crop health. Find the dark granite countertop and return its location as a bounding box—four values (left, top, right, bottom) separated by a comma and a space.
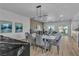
0, 41, 28, 45
0, 35, 29, 45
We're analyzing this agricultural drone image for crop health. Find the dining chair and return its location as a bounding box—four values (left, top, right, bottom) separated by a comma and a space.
50, 32, 62, 55
35, 34, 45, 53
31, 33, 37, 49
25, 32, 37, 50
25, 32, 32, 44
36, 34, 51, 53
42, 38, 52, 53
25, 32, 30, 42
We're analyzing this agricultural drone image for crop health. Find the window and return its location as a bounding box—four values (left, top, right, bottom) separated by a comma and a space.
63, 26, 68, 35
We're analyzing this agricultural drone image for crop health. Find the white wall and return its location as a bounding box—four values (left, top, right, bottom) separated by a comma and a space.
0, 8, 30, 40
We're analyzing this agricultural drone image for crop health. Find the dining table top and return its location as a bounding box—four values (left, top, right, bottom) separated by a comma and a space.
41, 35, 56, 40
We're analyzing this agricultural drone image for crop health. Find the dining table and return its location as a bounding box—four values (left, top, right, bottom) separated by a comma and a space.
41, 35, 56, 40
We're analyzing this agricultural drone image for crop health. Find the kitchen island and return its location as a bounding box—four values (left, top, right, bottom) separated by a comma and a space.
0, 35, 30, 56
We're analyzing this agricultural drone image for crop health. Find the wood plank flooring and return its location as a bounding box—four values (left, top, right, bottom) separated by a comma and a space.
30, 36, 79, 56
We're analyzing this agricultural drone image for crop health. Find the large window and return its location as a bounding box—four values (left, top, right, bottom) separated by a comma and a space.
48, 26, 55, 31
58, 26, 63, 33
58, 26, 68, 35
63, 26, 68, 35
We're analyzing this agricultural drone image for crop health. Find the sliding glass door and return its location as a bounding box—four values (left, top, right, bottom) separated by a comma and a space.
59, 26, 68, 35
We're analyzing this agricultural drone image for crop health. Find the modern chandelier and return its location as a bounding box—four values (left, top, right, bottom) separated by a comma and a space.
33, 5, 48, 22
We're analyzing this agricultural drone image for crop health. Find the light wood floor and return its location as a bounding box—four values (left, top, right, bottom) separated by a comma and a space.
30, 36, 79, 56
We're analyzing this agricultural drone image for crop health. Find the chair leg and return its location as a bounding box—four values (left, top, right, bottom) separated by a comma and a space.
57, 45, 59, 55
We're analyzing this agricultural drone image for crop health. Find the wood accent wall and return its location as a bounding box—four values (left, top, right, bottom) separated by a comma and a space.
30, 19, 43, 31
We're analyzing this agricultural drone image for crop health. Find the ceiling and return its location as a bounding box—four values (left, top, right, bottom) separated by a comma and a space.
0, 3, 79, 22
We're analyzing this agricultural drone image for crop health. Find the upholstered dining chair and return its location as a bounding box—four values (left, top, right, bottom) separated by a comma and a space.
36, 34, 51, 53
31, 33, 37, 49
25, 32, 30, 42
36, 34, 44, 46
25, 32, 33, 43
50, 32, 62, 55
25, 32, 36, 50
35, 34, 44, 53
